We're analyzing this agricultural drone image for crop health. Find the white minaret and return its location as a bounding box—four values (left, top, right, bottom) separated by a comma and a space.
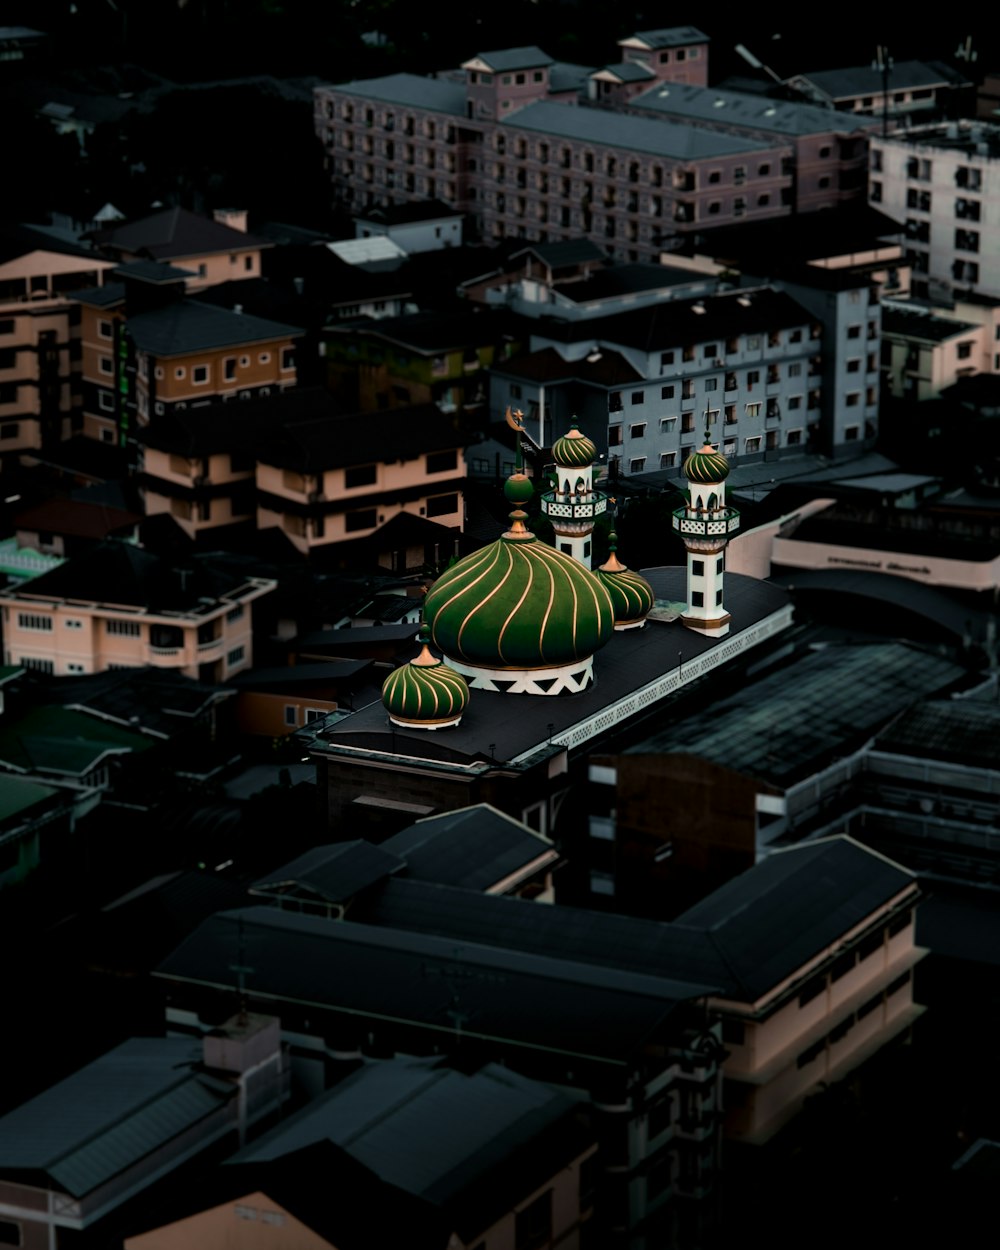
539, 423, 607, 568
672, 432, 740, 637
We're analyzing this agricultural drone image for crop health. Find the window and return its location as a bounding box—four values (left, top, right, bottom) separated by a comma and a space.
281, 346, 295, 371
660, 351, 675, 370
20, 658, 53, 674
955, 228, 980, 253
284, 705, 297, 727
17, 613, 53, 632
97, 318, 113, 339
345, 508, 377, 532
847, 324, 861, 340
787, 428, 803, 446
609, 425, 622, 446
746, 402, 761, 418
426, 493, 458, 517
223, 357, 237, 381
345, 463, 377, 488
705, 377, 718, 392
66, 662, 86, 674
227, 646, 245, 667
660, 417, 676, 432
427, 449, 457, 474
660, 451, 676, 468
106, 618, 142, 636
691, 591, 704, 607
661, 385, 675, 400
957, 342, 974, 360
681, 413, 694, 433
844, 425, 860, 441
65, 619, 83, 629
192, 364, 209, 384
99, 355, 113, 375
226, 604, 244, 622
258, 352, 271, 364
0, 320, 13, 335
691, 559, 704, 576
629, 457, 646, 473
846, 392, 860, 407
516, 1191, 552, 1250
609, 391, 623, 413
0, 421, 19, 440
631, 390, 645, 405
717, 557, 724, 574
745, 436, 761, 453
630, 423, 646, 439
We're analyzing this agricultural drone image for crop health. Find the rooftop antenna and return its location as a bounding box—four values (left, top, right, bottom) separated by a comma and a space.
873, 46, 893, 138
228, 915, 256, 1027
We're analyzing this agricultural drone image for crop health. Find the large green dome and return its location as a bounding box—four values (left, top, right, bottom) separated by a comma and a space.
683, 441, 730, 483
552, 425, 597, 468
424, 532, 614, 670
381, 627, 469, 727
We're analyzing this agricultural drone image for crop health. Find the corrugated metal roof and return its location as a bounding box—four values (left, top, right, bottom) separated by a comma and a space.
0, 1038, 234, 1197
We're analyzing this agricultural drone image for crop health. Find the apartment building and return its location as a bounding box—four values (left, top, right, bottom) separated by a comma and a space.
0, 224, 115, 461
72, 263, 302, 446
0, 540, 275, 681
490, 282, 829, 473
870, 121, 1000, 301
89, 206, 270, 291
786, 60, 968, 124
313, 30, 872, 261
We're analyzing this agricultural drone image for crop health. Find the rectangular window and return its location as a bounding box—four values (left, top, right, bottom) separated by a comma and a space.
106, 618, 142, 636
691, 591, 704, 607
284, 705, 297, 727
691, 560, 704, 576
661, 385, 675, 400
745, 435, 761, 453
97, 318, 113, 339
609, 425, 622, 445
660, 451, 676, 468
426, 449, 457, 474
281, 346, 295, 371
629, 457, 646, 473
426, 493, 458, 517
345, 508, 377, 532
705, 377, 718, 391
345, 463, 377, 488
192, 364, 209, 384
746, 402, 761, 418
223, 357, 237, 381
227, 646, 245, 667
99, 356, 113, 375
630, 423, 646, 439
17, 613, 53, 631
660, 351, 675, 370
660, 417, 676, 432
631, 390, 645, 405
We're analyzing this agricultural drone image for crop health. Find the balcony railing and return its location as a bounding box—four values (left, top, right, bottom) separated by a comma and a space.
541, 495, 608, 520
672, 506, 740, 539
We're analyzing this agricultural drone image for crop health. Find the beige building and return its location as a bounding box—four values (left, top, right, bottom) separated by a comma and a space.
0, 225, 115, 460
0, 540, 275, 681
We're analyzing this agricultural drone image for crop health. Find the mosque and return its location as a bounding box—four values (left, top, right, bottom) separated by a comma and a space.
308, 414, 793, 843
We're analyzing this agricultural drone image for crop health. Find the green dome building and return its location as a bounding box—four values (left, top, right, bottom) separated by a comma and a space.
596, 533, 655, 631
423, 472, 615, 695
672, 434, 740, 638
381, 625, 470, 729
539, 423, 607, 569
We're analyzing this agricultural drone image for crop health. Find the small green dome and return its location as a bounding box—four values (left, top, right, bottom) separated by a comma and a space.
424, 533, 614, 670
504, 471, 535, 506
552, 425, 597, 469
382, 627, 469, 727
596, 535, 655, 626
684, 442, 731, 483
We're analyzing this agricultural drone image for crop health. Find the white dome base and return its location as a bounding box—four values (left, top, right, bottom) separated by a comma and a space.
443, 655, 595, 696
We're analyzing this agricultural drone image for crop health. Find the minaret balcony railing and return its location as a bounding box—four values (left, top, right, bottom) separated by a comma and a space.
541, 495, 607, 521
672, 506, 740, 538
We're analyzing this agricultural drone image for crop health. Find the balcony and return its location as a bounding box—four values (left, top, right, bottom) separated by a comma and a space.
197, 636, 223, 653
541, 495, 608, 521
672, 506, 740, 539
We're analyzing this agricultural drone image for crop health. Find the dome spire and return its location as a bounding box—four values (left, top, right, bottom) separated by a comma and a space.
381, 622, 470, 729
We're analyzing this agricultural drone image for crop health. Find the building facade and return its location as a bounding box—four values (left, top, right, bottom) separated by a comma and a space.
870, 121, 1000, 301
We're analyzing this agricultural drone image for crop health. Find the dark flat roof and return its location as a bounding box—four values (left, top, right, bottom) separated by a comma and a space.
626, 641, 969, 786
881, 305, 976, 342
312, 570, 791, 769
875, 698, 1000, 771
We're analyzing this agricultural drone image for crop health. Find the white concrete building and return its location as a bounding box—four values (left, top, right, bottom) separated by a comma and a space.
870, 121, 1000, 302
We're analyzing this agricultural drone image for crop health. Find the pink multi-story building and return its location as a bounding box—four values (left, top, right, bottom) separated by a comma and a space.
314, 29, 874, 262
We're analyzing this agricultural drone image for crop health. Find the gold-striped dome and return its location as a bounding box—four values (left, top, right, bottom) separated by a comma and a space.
381, 626, 469, 727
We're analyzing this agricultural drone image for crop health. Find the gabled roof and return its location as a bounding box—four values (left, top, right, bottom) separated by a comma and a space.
507, 99, 764, 159
0, 705, 151, 776
329, 72, 466, 116
794, 60, 968, 102
14, 497, 140, 541
4, 540, 264, 615
0, 1038, 233, 1198
633, 81, 879, 138
381, 804, 557, 892
127, 299, 302, 357
621, 27, 709, 49
462, 46, 553, 72
364, 836, 917, 1003
45, 668, 231, 738
508, 238, 607, 270
251, 840, 405, 904
90, 206, 270, 261
234, 1057, 587, 1233
157, 906, 709, 1061
591, 62, 657, 84
0, 222, 104, 267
